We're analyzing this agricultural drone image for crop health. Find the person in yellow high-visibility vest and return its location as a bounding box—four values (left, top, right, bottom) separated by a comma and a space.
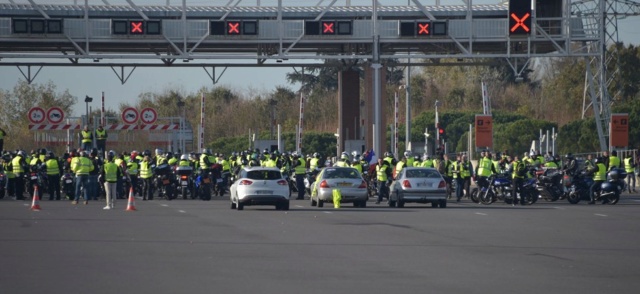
71, 151, 94, 205
101, 153, 122, 209
589, 157, 607, 204
624, 155, 636, 193
95, 125, 108, 156
79, 125, 93, 151
292, 152, 307, 200
375, 158, 392, 204
44, 152, 62, 201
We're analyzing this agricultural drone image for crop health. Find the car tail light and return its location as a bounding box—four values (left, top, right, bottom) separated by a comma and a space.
239, 180, 253, 185
277, 180, 288, 186
358, 181, 367, 188
320, 180, 330, 188
438, 180, 446, 188
402, 180, 412, 188
180, 175, 188, 180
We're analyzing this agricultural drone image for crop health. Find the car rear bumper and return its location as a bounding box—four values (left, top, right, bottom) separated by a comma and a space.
238, 195, 289, 206
317, 188, 368, 202
396, 192, 446, 203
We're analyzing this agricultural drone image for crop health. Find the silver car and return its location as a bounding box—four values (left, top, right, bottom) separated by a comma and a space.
389, 167, 447, 208
230, 167, 290, 210
310, 167, 368, 208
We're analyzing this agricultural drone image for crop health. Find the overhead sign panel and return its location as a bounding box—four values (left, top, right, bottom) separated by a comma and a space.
12, 18, 64, 34
112, 20, 161, 35
509, 0, 532, 35
399, 21, 447, 37
304, 20, 352, 36
210, 21, 258, 36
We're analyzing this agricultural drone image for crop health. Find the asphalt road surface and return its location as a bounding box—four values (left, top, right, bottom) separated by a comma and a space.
1, 193, 640, 294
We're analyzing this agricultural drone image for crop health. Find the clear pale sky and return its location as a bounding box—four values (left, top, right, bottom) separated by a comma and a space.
1, 0, 638, 117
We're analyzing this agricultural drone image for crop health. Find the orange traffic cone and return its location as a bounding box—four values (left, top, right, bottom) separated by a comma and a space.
30, 185, 41, 211
126, 187, 137, 211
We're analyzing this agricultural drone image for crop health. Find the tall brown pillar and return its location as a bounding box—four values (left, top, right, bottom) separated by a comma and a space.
364, 64, 387, 155
338, 70, 360, 154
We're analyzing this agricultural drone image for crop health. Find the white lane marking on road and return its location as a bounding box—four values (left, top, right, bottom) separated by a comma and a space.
323, 211, 333, 214
475, 212, 487, 216
295, 205, 304, 208
160, 204, 169, 207
553, 207, 565, 210
178, 210, 186, 213
595, 213, 608, 217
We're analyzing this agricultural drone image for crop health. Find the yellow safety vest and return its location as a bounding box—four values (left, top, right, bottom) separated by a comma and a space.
594, 163, 607, 181
294, 158, 306, 175
406, 157, 415, 167
72, 157, 94, 175
3, 162, 15, 178
544, 161, 558, 168
376, 164, 388, 181
263, 159, 277, 168
45, 159, 60, 175
310, 158, 320, 170
179, 160, 191, 167
460, 161, 471, 178
609, 156, 620, 171
335, 161, 348, 167
127, 160, 139, 175
422, 159, 433, 168
12, 156, 24, 174
395, 161, 405, 175
220, 159, 230, 171
624, 158, 634, 173
512, 160, 524, 179
104, 162, 118, 182
81, 131, 92, 143
450, 161, 458, 178
351, 162, 362, 173
96, 129, 107, 140
140, 161, 153, 179
478, 157, 493, 177
199, 154, 210, 170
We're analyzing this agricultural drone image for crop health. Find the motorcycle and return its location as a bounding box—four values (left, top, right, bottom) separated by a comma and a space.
565, 171, 594, 204
595, 168, 626, 205
196, 170, 212, 201
154, 164, 176, 200
505, 177, 539, 205
0, 173, 6, 199
26, 170, 45, 199
60, 173, 75, 200
176, 166, 194, 200
536, 168, 564, 201
478, 174, 511, 205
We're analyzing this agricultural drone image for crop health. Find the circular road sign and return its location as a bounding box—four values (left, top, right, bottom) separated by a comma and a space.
122, 107, 139, 124
140, 107, 158, 124
28, 107, 46, 124
46, 107, 65, 124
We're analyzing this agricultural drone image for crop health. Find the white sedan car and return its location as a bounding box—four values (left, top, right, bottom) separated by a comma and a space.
310, 167, 369, 208
389, 167, 447, 208
230, 167, 290, 210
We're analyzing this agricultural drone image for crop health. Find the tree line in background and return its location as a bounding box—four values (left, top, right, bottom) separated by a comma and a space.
1, 44, 638, 157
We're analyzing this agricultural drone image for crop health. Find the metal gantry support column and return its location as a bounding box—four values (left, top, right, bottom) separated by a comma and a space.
372, 0, 382, 156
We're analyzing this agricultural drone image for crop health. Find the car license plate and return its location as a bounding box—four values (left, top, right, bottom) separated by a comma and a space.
416, 182, 429, 187
181, 181, 188, 185
65, 180, 73, 184
338, 182, 351, 187
256, 190, 272, 195
216, 179, 223, 183
162, 179, 170, 185
203, 178, 210, 184
31, 176, 38, 180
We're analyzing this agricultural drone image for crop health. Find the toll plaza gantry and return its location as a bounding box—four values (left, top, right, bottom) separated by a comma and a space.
0, 0, 606, 155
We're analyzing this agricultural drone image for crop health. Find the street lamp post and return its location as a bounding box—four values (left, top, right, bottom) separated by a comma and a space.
177, 100, 185, 153
84, 95, 93, 126
424, 128, 429, 157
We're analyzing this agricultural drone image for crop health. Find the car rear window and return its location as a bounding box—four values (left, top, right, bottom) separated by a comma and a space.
243, 170, 282, 180
406, 169, 441, 179
323, 168, 360, 179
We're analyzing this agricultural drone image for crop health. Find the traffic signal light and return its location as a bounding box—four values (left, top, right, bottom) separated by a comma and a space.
210, 21, 258, 36
438, 125, 446, 140
509, 0, 532, 35
112, 20, 161, 35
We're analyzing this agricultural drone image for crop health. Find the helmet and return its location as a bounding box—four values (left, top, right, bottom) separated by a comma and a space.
80, 151, 89, 157
272, 150, 279, 156
595, 157, 602, 164
351, 151, 359, 158
90, 148, 98, 157
404, 150, 411, 158
201, 148, 208, 154
270, 153, 277, 160
108, 150, 116, 157
166, 151, 173, 159
106, 153, 114, 161
143, 150, 151, 156
263, 148, 269, 154
292, 152, 299, 158
354, 155, 361, 161
565, 153, 574, 160
414, 155, 420, 161
131, 150, 138, 157
40, 148, 47, 155
155, 148, 163, 156
18, 150, 27, 157
530, 151, 535, 157
313, 152, 320, 158
340, 154, 349, 160
180, 154, 189, 161
47, 151, 54, 159
384, 152, 392, 158
206, 149, 212, 155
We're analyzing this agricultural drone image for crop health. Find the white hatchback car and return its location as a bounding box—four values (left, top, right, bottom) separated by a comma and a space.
230, 167, 290, 210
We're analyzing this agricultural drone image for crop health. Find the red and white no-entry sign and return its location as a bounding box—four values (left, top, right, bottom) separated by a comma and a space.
140, 107, 157, 124
47, 107, 65, 124
122, 107, 139, 124
28, 107, 46, 124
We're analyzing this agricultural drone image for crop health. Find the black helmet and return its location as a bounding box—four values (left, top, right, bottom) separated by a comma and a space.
595, 157, 602, 164
106, 153, 114, 161
143, 149, 151, 156
39, 148, 47, 155
565, 153, 574, 160
166, 151, 173, 159
90, 148, 98, 157
47, 151, 54, 159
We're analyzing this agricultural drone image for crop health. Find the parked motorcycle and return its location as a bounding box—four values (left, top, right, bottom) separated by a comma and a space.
60, 173, 75, 200
595, 168, 626, 205
536, 168, 564, 201
176, 166, 194, 200
154, 164, 175, 200
565, 171, 594, 204
196, 170, 212, 201
26, 170, 45, 199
